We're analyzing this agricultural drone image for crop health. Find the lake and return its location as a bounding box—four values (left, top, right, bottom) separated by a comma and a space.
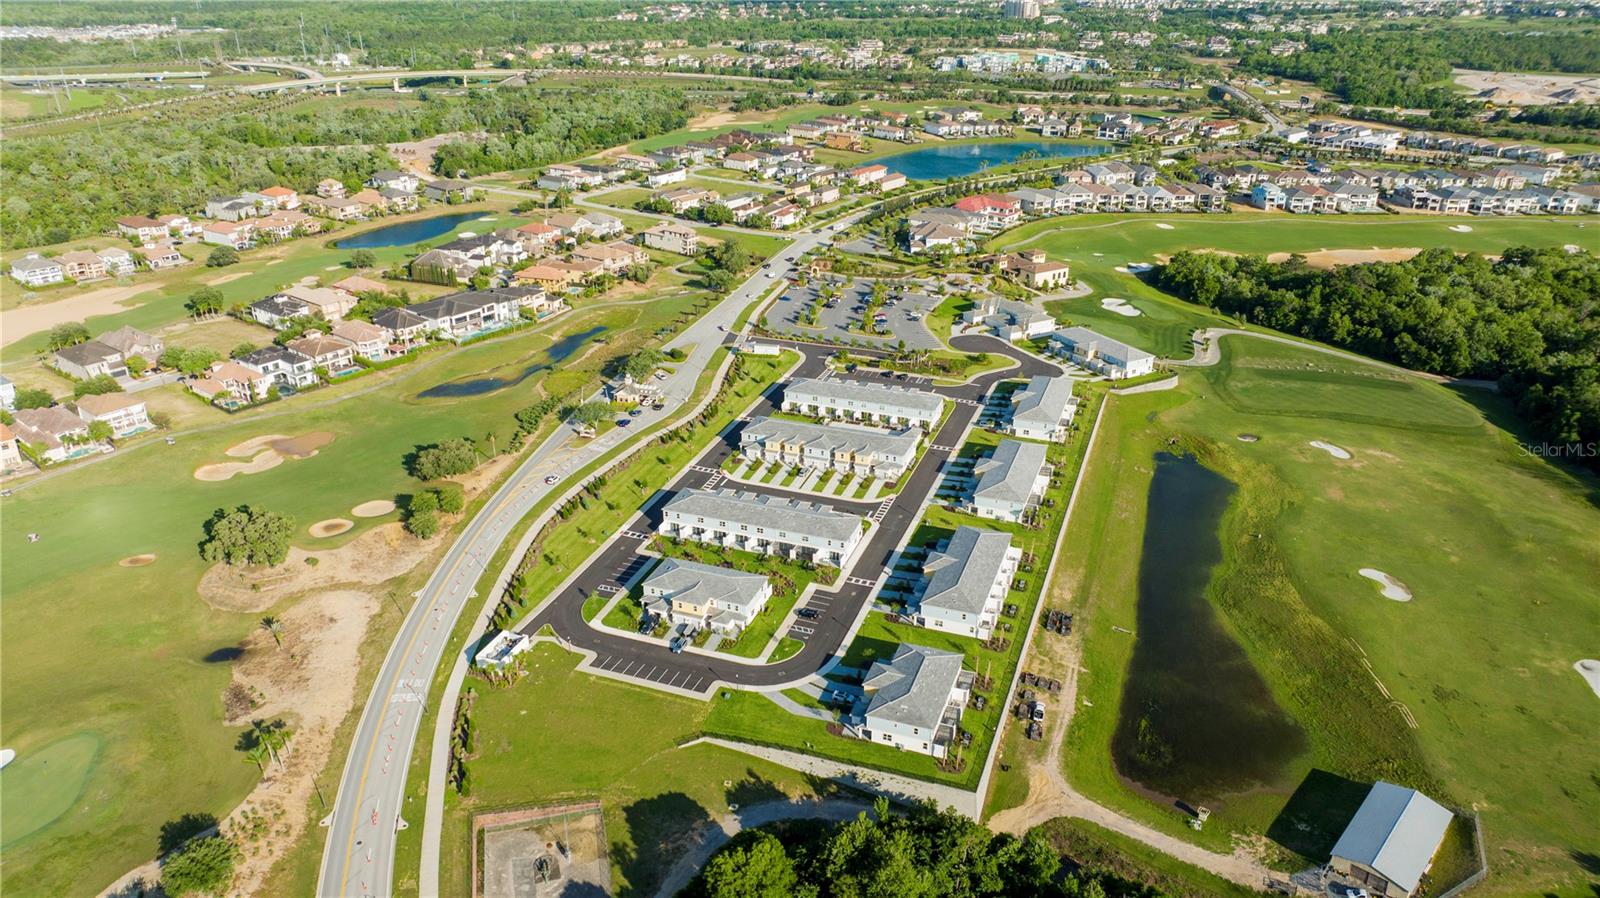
877, 140, 1108, 180
1111, 453, 1307, 805
335, 212, 491, 249
418, 325, 607, 399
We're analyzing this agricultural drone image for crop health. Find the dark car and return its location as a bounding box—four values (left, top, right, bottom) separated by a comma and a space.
616, 419, 631, 428
796, 608, 818, 620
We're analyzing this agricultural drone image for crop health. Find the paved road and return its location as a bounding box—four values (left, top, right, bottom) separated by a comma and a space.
316, 212, 846, 898
518, 333, 1060, 693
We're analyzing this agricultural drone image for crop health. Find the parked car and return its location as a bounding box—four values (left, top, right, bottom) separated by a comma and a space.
544, 475, 560, 485
1031, 702, 1046, 722
796, 608, 818, 620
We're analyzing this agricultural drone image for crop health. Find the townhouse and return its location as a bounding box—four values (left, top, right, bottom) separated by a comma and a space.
782, 377, 943, 430
1050, 326, 1157, 379
858, 644, 972, 758
914, 526, 1021, 640
739, 416, 921, 479
969, 439, 1050, 522
641, 559, 773, 637
659, 488, 866, 568
1007, 374, 1077, 442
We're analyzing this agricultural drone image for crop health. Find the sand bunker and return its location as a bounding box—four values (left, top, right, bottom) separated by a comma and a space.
1310, 440, 1352, 460
1574, 660, 1600, 700
309, 518, 354, 538
1101, 298, 1141, 317
200, 523, 418, 613
1092, 252, 1104, 257
1449, 224, 1473, 233
195, 452, 285, 481
1266, 248, 1422, 268
1237, 434, 1259, 443
199, 432, 335, 481
1564, 244, 1583, 254
1359, 568, 1413, 602
351, 499, 397, 518
119, 554, 158, 568
1155, 222, 1175, 230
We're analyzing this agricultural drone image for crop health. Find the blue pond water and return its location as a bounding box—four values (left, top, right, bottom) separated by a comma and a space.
418, 325, 607, 398
878, 140, 1108, 180
334, 212, 489, 249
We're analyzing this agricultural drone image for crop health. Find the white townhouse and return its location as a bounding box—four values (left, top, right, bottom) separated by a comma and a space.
1007, 374, 1077, 442
1049, 327, 1157, 380
739, 417, 921, 479
914, 526, 1020, 640
969, 439, 1050, 523
782, 377, 943, 430
641, 558, 773, 637
660, 489, 865, 568
858, 644, 972, 758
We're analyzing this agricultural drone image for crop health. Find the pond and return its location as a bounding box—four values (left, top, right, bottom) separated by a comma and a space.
418, 325, 607, 399
877, 140, 1108, 180
334, 211, 491, 249
1111, 452, 1307, 805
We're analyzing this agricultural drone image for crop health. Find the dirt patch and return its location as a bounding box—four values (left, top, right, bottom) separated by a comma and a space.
194, 452, 284, 482
1358, 568, 1413, 602
198, 522, 421, 613
449, 451, 518, 498
206, 271, 252, 286
309, 518, 353, 538
119, 554, 158, 568
1575, 660, 1600, 700
1266, 248, 1422, 268
1309, 440, 1352, 460
221, 589, 382, 896
352, 499, 397, 518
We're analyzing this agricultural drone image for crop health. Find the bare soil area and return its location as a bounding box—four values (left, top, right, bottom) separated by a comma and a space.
1266, 247, 1422, 267
198, 522, 421, 613
118, 554, 158, 567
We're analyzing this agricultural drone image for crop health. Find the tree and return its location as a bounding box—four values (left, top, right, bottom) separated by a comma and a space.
620, 348, 667, 383
348, 248, 377, 269
13, 387, 54, 410
412, 438, 479, 480
186, 287, 226, 317
159, 347, 222, 377
230, 342, 258, 359
703, 832, 799, 898
125, 355, 149, 377
73, 374, 123, 398
242, 742, 270, 772
47, 322, 90, 350
406, 509, 441, 539
261, 616, 284, 649
705, 268, 737, 294
206, 245, 239, 268
569, 401, 613, 427
160, 835, 237, 897
86, 420, 114, 443
200, 507, 295, 567
436, 484, 465, 514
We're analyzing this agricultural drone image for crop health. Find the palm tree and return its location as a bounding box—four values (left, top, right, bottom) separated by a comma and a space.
261, 616, 284, 649
242, 742, 270, 772
249, 719, 292, 770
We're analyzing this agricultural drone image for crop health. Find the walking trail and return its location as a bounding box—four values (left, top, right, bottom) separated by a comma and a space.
986, 636, 1274, 889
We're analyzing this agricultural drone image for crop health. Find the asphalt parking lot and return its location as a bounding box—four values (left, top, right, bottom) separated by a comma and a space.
762, 277, 945, 350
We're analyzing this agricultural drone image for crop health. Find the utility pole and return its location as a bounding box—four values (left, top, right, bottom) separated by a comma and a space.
298, 14, 308, 60
173, 17, 183, 60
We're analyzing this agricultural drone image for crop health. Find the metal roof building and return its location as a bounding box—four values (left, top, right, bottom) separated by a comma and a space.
1329, 781, 1454, 898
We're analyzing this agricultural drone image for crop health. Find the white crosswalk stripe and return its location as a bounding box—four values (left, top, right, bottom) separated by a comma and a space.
845, 576, 877, 587
622, 530, 651, 541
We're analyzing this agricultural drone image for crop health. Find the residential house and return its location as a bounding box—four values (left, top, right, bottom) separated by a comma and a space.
254, 185, 300, 210
240, 345, 317, 389
850, 164, 888, 187
302, 195, 367, 221
0, 375, 14, 410
908, 222, 967, 254
879, 172, 908, 192
317, 178, 346, 198
406, 287, 527, 338
639, 222, 700, 255
75, 393, 152, 437
969, 439, 1049, 522
783, 377, 943, 429
205, 196, 259, 221
571, 240, 649, 275
10, 254, 64, 287
952, 195, 1022, 232
915, 526, 1020, 639
510, 221, 566, 256
0, 423, 22, 472
1050, 326, 1156, 379
330, 274, 390, 298
858, 644, 972, 758
367, 170, 419, 194
544, 211, 624, 240
56, 250, 108, 282
739, 416, 921, 479
191, 360, 273, 404
514, 263, 585, 290
201, 220, 255, 249
116, 215, 174, 242
254, 210, 324, 240
370, 307, 431, 346
963, 295, 1056, 341
249, 294, 313, 329
11, 406, 93, 462
997, 249, 1071, 290
1007, 374, 1077, 442
655, 186, 719, 214
53, 340, 126, 380
423, 179, 477, 202
97, 247, 136, 276
98, 326, 163, 364
760, 202, 804, 229
645, 167, 688, 189
141, 242, 187, 269
641, 559, 773, 637
659, 488, 866, 568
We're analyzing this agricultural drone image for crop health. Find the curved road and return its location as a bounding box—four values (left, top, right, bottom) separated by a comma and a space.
315, 216, 846, 898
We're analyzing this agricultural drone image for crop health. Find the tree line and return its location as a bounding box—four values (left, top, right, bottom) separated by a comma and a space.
1154, 246, 1600, 470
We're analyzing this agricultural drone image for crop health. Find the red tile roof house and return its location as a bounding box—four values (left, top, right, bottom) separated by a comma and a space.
287, 333, 357, 374
952, 194, 1023, 232
255, 185, 301, 210
75, 392, 152, 437
201, 219, 255, 249
11, 406, 95, 463
190, 360, 275, 405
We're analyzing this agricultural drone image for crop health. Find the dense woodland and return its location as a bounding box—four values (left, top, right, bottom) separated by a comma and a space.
680, 801, 1180, 898
1240, 27, 1600, 109
0, 87, 688, 249
1156, 247, 1600, 471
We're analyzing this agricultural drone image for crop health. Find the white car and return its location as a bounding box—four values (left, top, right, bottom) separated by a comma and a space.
544, 475, 560, 485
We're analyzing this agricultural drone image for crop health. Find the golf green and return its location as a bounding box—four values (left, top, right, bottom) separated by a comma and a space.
0, 732, 102, 849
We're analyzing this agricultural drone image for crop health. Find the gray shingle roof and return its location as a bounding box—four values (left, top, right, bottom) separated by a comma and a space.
662, 488, 863, 542
642, 558, 770, 615
1052, 327, 1154, 366
919, 526, 1013, 617
1010, 374, 1075, 432
741, 417, 919, 460
863, 644, 965, 730
53, 339, 122, 367
785, 377, 943, 420
972, 439, 1048, 505
1330, 782, 1453, 894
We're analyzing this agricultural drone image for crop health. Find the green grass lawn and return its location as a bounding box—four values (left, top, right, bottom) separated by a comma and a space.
1046, 333, 1600, 895
1032, 817, 1261, 898
0, 284, 731, 897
